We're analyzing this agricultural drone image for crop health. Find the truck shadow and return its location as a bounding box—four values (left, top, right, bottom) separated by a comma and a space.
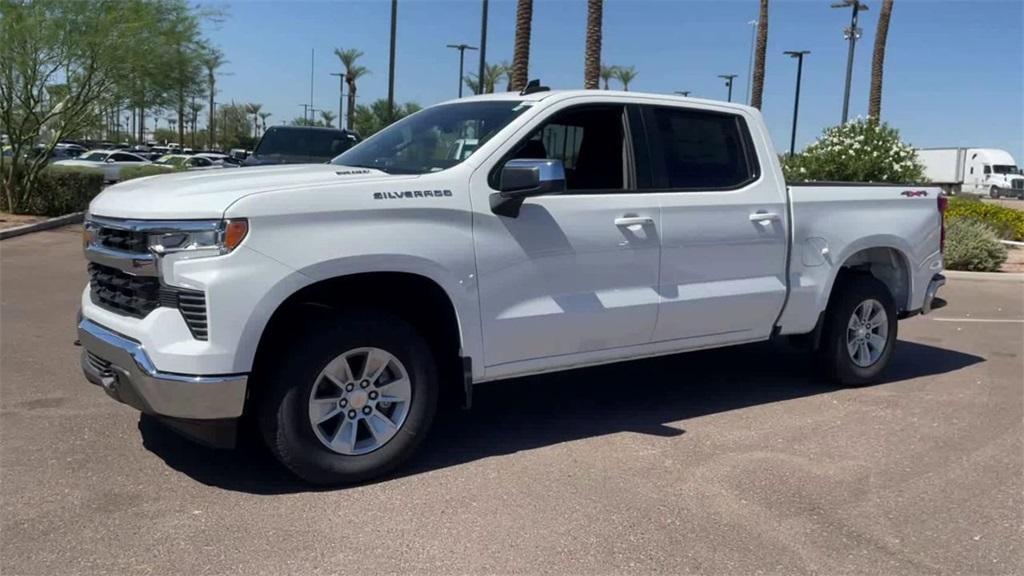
139, 339, 983, 494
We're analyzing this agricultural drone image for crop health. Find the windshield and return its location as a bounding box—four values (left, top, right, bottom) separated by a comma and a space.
992, 165, 1020, 175
331, 101, 529, 174
155, 155, 186, 167
78, 152, 109, 162
256, 128, 355, 159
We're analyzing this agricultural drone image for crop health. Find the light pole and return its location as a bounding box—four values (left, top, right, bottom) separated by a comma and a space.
784, 50, 811, 157
299, 103, 310, 124
718, 74, 737, 102
330, 72, 345, 127
446, 44, 479, 97
746, 20, 758, 104
832, 0, 869, 124
387, 0, 397, 119
477, 0, 489, 95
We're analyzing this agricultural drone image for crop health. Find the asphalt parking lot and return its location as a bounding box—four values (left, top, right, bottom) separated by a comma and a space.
2, 227, 1022, 576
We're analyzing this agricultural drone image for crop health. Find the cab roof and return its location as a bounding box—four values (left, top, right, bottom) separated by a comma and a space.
438, 89, 756, 115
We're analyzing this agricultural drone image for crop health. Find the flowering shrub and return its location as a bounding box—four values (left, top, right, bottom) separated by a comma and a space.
946, 196, 1024, 241
783, 119, 926, 184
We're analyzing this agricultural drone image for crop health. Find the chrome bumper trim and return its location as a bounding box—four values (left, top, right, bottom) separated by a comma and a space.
78, 319, 247, 419
922, 273, 946, 315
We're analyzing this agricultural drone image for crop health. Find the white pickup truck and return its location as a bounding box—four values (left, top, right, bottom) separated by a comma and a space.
79, 89, 947, 484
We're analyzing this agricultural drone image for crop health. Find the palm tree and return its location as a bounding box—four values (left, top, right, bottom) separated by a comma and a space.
464, 62, 508, 94
614, 65, 637, 91
869, 0, 894, 120
259, 112, 272, 135
334, 48, 369, 130
245, 103, 262, 139
499, 60, 513, 92
510, 0, 533, 91
320, 110, 337, 128
201, 48, 227, 149
584, 0, 603, 89
750, 0, 769, 109
600, 65, 618, 90
188, 101, 204, 148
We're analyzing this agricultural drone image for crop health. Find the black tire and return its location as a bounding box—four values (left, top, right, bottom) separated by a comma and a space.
818, 275, 898, 386
259, 309, 438, 485
990, 186, 1000, 199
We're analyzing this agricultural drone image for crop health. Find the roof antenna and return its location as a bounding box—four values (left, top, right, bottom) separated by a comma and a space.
520, 79, 550, 95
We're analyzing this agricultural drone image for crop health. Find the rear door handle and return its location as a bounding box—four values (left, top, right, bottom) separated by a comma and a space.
749, 212, 781, 223
615, 216, 654, 227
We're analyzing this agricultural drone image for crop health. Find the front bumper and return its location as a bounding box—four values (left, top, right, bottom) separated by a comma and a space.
79, 318, 247, 420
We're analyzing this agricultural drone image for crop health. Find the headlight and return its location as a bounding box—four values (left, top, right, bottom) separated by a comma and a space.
147, 219, 248, 257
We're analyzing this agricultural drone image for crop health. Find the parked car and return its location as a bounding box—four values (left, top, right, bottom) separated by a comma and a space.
152, 154, 223, 171
193, 152, 242, 167
53, 149, 150, 182
242, 126, 359, 166
918, 147, 1022, 198
79, 90, 947, 485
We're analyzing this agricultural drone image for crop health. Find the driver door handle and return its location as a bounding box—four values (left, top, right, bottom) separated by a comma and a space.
749, 212, 781, 222
614, 216, 654, 227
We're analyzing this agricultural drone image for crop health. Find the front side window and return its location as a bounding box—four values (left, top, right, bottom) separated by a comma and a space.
79, 152, 109, 162
112, 153, 142, 162
643, 106, 758, 190
983, 165, 991, 174
332, 101, 529, 175
503, 105, 627, 192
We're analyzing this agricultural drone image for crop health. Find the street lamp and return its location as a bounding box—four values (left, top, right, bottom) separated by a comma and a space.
718, 74, 738, 102
477, 0, 489, 95
330, 72, 345, 127
446, 44, 479, 98
784, 50, 811, 157
746, 20, 758, 104
831, 0, 868, 124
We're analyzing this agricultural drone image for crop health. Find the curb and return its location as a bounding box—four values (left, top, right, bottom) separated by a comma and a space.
0, 212, 84, 240
945, 270, 1024, 282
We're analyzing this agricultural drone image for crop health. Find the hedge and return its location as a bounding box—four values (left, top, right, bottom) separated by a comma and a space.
946, 196, 1024, 241
1, 166, 105, 216
119, 164, 182, 182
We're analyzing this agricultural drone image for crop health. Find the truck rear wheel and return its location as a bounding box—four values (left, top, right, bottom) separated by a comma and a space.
819, 275, 898, 386
259, 310, 438, 485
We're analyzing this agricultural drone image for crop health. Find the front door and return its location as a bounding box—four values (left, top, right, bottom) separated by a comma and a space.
639, 103, 789, 346
471, 103, 660, 375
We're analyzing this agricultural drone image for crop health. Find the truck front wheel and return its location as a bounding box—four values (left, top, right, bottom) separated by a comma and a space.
990, 186, 1001, 199
259, 310, 438, 485
819, 276, 898, 386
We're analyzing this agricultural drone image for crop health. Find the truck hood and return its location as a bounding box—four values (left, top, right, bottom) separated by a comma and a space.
88, 164, 395, 219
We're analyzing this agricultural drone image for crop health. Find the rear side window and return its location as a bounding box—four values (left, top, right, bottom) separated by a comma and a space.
642, 106, 759, 190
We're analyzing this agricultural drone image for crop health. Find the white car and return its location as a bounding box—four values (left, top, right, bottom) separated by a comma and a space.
152, 154, 223, 171
79, 90, 947, 485
53, 149, 150, 183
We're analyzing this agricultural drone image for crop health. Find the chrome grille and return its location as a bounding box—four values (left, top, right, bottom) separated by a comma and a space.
177, 291, 209, 340
1012, 179, 1023, 190
88, 263, 161, 318
96, 226, 148, 254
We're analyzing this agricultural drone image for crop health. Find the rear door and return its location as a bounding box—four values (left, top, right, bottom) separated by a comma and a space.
472, 102, 661, 374
639, 103, 788, 345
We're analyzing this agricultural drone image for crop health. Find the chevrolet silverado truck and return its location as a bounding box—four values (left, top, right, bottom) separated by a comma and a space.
79, 89, 947, 485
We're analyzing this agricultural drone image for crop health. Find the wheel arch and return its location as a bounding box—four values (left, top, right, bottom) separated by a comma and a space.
826, 239, 914, 315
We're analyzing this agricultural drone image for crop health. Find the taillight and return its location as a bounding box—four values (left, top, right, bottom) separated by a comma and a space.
938, 195, 948, 252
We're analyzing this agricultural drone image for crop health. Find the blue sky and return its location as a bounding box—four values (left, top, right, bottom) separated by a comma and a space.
204, 0, 1024, 161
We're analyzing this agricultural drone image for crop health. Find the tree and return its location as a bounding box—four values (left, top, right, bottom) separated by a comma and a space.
320, 110, 337, 128
352, 99, 421, 138
868, 0, 894, 120
258, 111, 272, 134
334, 48, 369, 131
0, 0, 207, 212
614, 65, 637, 91
215, 102, 253, 150
464, 63, 507, 95
509, 0, 533, 92
584, 0, 603, 89
600, 65, 618, 89
750, 0, 769, 109
188, 100, 204, 148
245, 102, 262, 138
782, 119, 925, 183
201, 47, 226, 149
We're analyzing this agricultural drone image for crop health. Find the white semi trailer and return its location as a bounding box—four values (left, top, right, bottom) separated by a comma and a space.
917, 148, 1023, 198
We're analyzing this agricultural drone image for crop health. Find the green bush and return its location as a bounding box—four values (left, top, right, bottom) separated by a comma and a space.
946, 196, 1024, 241
783, 119, 926, 184
119, 165, 181, 182
0, 166, 105, 216
943, 219, 1008, 272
